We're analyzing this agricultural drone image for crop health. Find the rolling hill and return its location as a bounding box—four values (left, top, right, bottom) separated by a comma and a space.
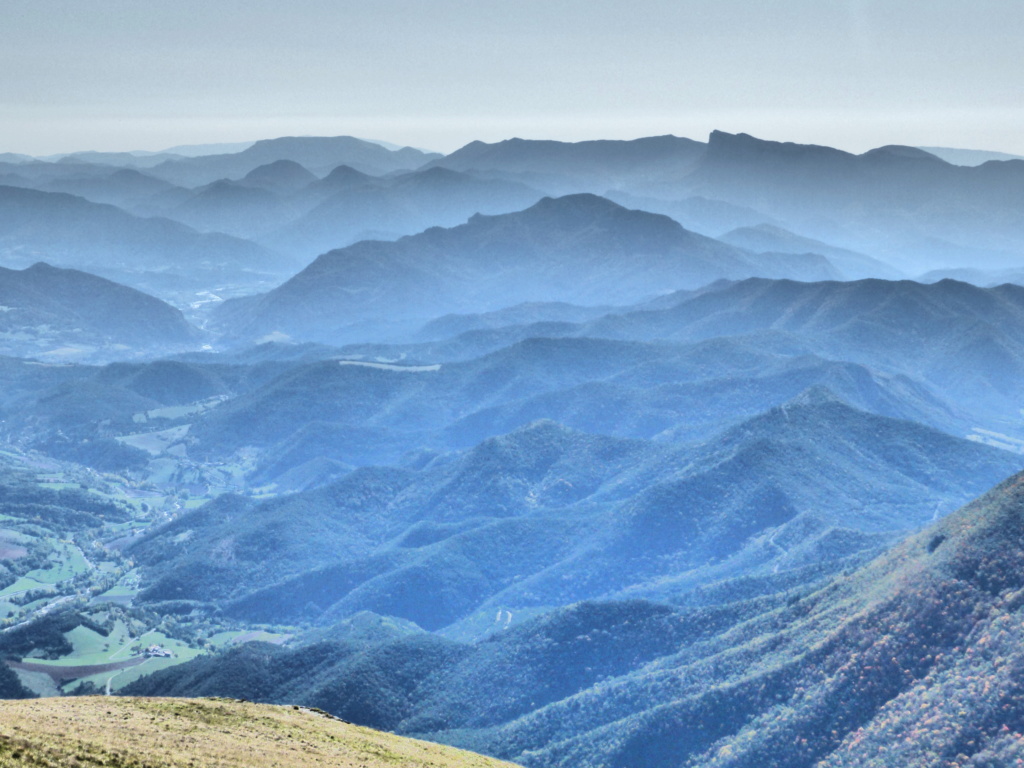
0, 262, 201, 361
0, 696, 518, 768
0, 185, 292, 301
145, 135, 439, 187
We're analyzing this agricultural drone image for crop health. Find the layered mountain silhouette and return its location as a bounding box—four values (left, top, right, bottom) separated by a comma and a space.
3, 129, 1024, 768
920, 145, 1024, 165
674, 131, 1024, 271
719, 223, 901, 280
427, 135, 706, 194
130, 399, 1020, 632
116, 163, 550, 265
33, 167, 183, 212
145, 136, 440, 187
919, 265, 1024, 288
580, 277, 1024, 439
258, 166, 547, 260
408, 130, 1024, 273
0, 185, 291, 300
127, 464, 1024, 768
212, 194, 844, 344
0, 263, 200, 360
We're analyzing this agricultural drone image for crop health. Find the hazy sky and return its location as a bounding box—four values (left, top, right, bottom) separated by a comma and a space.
2, 0, 1022, 155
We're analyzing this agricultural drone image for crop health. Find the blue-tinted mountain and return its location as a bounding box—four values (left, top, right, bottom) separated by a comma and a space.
416, 302, 614, 341
130, 397, 1019, 631
175, 333, 964, 480
240, 159, 318, 192
125, 460, 1024, 768
918, 266, 1024, 288
0, 185, 292, 301
582, 277, 1024, 440
719, 223, 902, 280
213, 194, 845, 344
163, 179, 295, 238
145, 136, 439, 187
35, 168, 183, 212
258, 166, 547, 261
39, 150, 188, 168
0, 263, 201, 361
159, 161, 320, 238
676, 131, 1024, 271
604, 190, 781, 238
428, 135, 706, 194
919, 145, 1024, 166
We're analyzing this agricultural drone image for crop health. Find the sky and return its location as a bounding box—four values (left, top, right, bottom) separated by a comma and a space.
2, 0, 1022, 156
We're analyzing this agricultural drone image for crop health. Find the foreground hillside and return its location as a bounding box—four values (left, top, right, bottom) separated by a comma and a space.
0, 696, 518, 768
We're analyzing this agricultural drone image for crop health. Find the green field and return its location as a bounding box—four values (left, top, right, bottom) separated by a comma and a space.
116, 425, 191, 456
0, 444, 288, 700
0, 576, 55, 599
8, 621, 210, 695
25, 545, 91, 585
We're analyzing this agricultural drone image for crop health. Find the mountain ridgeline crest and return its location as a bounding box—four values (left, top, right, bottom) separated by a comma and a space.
212, 193, 843, 344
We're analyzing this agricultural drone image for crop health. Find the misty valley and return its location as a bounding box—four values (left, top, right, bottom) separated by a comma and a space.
3, 132, 1024, 768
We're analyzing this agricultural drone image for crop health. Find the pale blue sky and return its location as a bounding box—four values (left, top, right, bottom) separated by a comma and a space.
2, 0, 1022, 155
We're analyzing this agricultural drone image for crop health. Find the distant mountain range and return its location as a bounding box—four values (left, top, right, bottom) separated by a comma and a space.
425, 132, 1024, 272
426, 135, 706, 194
673, 131, 1024, 271
919, 145, 1024, 165
6, 130, 1024, 294
258, 166, 547, 260
211, 193, 846, 344
0, 185, 292, 303
0, 263, 200, 361
3, 129, 1024, 768
143, 135, 441, 187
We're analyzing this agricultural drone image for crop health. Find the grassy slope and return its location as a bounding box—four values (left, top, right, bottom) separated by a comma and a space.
0, 696, 520, 768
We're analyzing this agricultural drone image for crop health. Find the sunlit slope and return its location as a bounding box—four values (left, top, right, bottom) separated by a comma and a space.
0, 696, 519, 768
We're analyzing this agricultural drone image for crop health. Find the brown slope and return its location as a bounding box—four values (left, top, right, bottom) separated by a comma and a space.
0, 696, 519, 768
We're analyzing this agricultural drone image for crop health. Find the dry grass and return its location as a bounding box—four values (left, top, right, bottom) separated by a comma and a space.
0, 697, 520, 768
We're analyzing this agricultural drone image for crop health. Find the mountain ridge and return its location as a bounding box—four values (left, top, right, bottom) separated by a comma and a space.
213, 193, 844, 343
